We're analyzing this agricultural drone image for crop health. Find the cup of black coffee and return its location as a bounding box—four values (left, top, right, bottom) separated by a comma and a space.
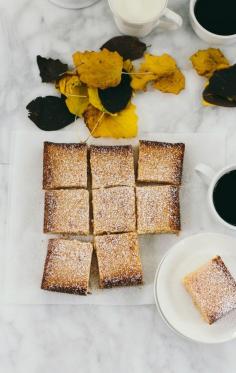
190, 0, 236, 45
195, 164, 236, 230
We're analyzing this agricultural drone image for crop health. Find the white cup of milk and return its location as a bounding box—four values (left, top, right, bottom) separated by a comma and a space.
108, 0, 183, 37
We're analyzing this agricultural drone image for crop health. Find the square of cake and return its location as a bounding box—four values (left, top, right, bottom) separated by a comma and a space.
43, 142, 87, 189
136, 185, 180, 234
41, 239, 93, 295
137, 140, 185, 185
44, 189, 89, 235
94, 233, 143, 288
90, 145, 135, 189
92, 186, 136, 234
183, 256, 236, 324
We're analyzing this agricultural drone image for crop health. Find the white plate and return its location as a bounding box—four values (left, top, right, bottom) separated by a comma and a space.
154, 232, 236, 344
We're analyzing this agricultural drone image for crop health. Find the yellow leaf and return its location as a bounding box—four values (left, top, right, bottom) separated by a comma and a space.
131, 73, 156, 91
123, 59, 133, 72
57, 74, 89, 117
153, 69, 185, 94
202, 99, 214, 106
57, 74, 82, 96
131, 53, 180, 91
88, 87, 107, 112
190, 48, 229, 78
141, 53, 177, 77
65, 85, 89, 117
73, 49, 123, 89
83, 103, 138, 138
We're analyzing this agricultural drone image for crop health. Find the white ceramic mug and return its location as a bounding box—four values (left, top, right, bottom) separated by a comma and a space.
189, 0, 236, 45
108, 0, 182, 38
195, 163, 236, 230
49, 0, 99, 9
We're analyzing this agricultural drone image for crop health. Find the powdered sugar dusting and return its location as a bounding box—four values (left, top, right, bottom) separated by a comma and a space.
136, 185, 180, 234
138, 140, 185, 185
184, 256, 236, 324
92, 186, 136, 234
94, 233, 143, 288
42, 239, 93, 295
42, 140, 184, 294
90, 145, 135, 189
44, 189, 90, 235
43, 142, 87, 189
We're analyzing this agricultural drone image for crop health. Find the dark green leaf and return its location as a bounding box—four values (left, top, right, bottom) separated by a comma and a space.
203, 65, 236, 107
98, 72, 132, 113
26, 96, 75, 131
37, 55, 68, 83
203, 88, 236, 107
101, 35, 147, 61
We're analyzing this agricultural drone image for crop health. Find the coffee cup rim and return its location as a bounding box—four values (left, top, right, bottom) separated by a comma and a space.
209, 165, 236, 230
108, 0, 168, 25
190, 0, 236, 40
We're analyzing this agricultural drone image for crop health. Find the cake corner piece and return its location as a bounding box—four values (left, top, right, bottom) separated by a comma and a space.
43, 141, 88, 190
138, 140, 185, 185
41, 238, 93, 295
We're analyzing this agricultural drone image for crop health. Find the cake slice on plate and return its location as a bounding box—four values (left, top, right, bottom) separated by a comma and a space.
183, 256, 236, 324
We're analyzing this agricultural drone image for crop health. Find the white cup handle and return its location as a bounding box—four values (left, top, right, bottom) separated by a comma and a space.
195, 163, 216, 186
158, 8, 183, 30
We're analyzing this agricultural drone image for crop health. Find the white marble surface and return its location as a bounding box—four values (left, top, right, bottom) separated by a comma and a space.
1, 0, 236, 371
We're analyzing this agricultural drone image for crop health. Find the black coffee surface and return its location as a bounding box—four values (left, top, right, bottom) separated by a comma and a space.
194, 0, 236, 36
213, 171, 236, 226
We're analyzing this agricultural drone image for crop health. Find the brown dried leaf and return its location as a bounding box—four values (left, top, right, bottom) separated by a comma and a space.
101, 35, 147, 61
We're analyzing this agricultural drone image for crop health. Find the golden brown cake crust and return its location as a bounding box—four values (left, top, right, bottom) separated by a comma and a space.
94, 233, 143, 288
138, 140, 185, 185
136, 185, 180, 234
92, 186, 136, 235
183, 256, 236, 324
44, 189, 90, 235
43, 142, 87, 190
90, 145, 135, 189
41, 239, 93, 295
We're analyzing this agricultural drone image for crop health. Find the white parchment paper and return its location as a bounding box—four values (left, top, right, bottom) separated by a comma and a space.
2, 130, 226, 305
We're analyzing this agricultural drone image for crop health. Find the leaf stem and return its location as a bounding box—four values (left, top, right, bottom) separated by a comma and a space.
70, 68, 77, 74
122, 71, 154, 75
84, 111, 105, 143
67, 94, 88, 98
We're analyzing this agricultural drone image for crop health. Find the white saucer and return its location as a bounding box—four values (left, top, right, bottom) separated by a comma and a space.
49, 0, 99, 9
154, 232, 236, 344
